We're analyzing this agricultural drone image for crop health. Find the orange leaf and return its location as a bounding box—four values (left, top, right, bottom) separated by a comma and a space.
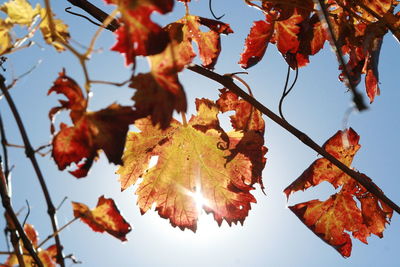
49, 70, 135, 177
5, 224, 57, 267
284, 129, 392, 257
118, 98, 267, 231
239, 20, 274, 69
274, 13, 303, 54
183, 15, 233, 69
72, 196, 132, 241
106, 0, 174, 65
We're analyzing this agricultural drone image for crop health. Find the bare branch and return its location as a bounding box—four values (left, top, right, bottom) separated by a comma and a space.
0, 75, 65, 267
0, 164, 42, 266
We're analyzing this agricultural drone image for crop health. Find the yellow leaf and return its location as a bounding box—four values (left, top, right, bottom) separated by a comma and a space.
39, 8, 70, 52
0, 19, 12, 55
0, 0, 41, 26
118, 98, 267, 231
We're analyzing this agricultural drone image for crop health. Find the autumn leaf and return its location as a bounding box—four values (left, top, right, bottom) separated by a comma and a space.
0, 19, 12, 55
39, 8, 70, 52
105, 0, 174, 65
239, 20, 274, 69
118, 97, 267, 231
242, 0, 398, 99
182, 15, 233, 69
284, 128, 392, 257
5, 224, 57, 267
130, 22, 193, 128
0, 0, 40, 26
72, 196, 132, 241
130, 16, 232, 128
49, 70, 136, 177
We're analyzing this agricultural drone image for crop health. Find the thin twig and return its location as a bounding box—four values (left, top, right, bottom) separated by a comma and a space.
9, 228, 26, 267
0, 113, 10, 182
0, 75, 64, 267
56, 196, 68, 211
187, 64, 400, 215
85, 9, 119, 58
0, 163, 42, 266
37, 217, 78, 249
314, 0, 367, 111
89, 79, 129, 87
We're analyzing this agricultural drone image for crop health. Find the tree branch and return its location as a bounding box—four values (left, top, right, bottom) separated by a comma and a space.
0, 164, 42, 266
65, 0, 400, 214
187, 64, 400, 215
314, 0, 367, 111
0, 75, 65, 267
0, 113, 10, 183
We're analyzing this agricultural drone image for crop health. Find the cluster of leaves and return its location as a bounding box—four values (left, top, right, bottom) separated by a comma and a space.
1, 196, 130, 266
0, 0, 70, 53
0, 0, 398, 264
241, 0, 400, 102
285, 128, 392, 257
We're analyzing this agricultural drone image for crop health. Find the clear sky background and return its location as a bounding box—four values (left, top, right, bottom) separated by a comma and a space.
0, 0, 399, 266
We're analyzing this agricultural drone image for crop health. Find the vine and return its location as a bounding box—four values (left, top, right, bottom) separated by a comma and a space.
0, 0, 399, 265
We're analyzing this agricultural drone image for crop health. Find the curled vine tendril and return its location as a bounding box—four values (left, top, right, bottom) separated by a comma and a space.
209, 0, 225, 20
65, 7, 104, 28
279, 60, 299, 121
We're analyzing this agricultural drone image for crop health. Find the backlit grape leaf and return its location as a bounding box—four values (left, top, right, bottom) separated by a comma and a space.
0, 0, 40, 26
118, 97, 267, 231
49, 70, 135, 177
72, 196, 132, 241
105, 0, 174, 65
130, 22, 193, 128
0, 19, 12, 55
5, 224, 57, 267
130, 16, 231, 128
274, 13, 302, 54
239, 20, 274, 68
39, 8, 70, 52
284, 128, 393, 257
182, 15, 233, 69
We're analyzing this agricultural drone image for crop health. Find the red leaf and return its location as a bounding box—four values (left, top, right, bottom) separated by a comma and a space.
239, 20, 274, 69
183, 15, 233, 68
118, 98, 267, 231
72, 196, 132, 241
274, 13, 303, 54
216, 88, 264, 133
47, 69, 86, 132
51, 103, 135, 178
106, 0, 174, 65
131, 73, 186, 129
284, 129, 392, 257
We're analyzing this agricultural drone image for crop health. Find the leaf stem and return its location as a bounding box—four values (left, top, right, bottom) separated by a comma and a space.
181, 112, 188, 126
187, 64, 400, 215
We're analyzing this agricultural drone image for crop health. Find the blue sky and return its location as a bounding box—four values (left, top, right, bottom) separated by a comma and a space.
0, 0, 399, 266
